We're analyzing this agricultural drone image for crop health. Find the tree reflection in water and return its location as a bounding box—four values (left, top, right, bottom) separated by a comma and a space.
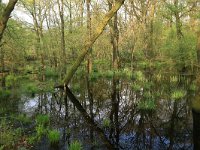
16, 82, 193, 150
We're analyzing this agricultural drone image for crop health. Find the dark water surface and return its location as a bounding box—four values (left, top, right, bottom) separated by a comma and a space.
1, 86, 194, 150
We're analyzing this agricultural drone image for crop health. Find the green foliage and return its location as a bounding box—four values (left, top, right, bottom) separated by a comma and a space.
28, 114, 51, 144
170, 75, 178, 83
189, 83, 197, 91
90, 71, 102, 82
45, 67, 58, 78
133, 71, 145, 82
37, 81, 54, 93
0, 119, 22, 148
0, 146, 4, 150
103, 70, 114, 79
0, 88, 11, 100
138, 99, 156, 110
131, 83, 141, 91
103, 118, 110, 128
171, 89, 187, 100
36, 125, 47, 140
72, 83, 81, 93
69, 141, 82, 150
22, 82, 39, 96
16, 114, 31, 124
36, 114, 50, 126
122, 68, 132, 79
48, 130, 60, 144
163, 28, 197, 70
27, 136, 36, 145
24, 65, 34, 73
5, 74, 17, 88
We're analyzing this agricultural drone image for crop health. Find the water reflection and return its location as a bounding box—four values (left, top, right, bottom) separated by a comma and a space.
13, 85, 193, 150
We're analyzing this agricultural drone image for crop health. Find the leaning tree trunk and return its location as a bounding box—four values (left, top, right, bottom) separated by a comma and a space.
0, 0, 18, 43
55, 0, 125, 88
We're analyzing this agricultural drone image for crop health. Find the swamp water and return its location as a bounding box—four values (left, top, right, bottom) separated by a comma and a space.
0, 83, 194, 150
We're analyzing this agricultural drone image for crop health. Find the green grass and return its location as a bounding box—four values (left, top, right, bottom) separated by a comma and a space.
69, 141, 82, 150
35, 114, 49, 126
0, 88, 11, 100
48, 130, 60, 144
171, 89, 186, 100
138, 99, 156, 110
45, 67, 58, 78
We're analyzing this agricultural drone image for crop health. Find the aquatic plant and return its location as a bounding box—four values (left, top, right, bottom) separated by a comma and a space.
16, 114, 31, 124
131, 83, 141, 91
35, 114, 49, 126
69, 141, 82, 150
0, 119, 22, 149
0, 88, 11, 100
23, 82, 39, 96
138, 99, 156, 110
103, 118, 110, 128
36, 124, 46, 140
133, 71, 145, 82
171, 89, 186, 100
48, 130, 60, 144
5, 74, 17, 88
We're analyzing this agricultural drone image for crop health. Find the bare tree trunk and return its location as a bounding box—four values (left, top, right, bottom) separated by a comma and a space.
57, 0, 66, 61
86, 0, 94, 147
108, 0, 120, 148
0, 46, 5, 87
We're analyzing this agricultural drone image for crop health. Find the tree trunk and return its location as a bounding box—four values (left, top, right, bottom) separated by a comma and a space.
86, 0, 94, 147
0, 0, 18, 43
108, 0, 120, 148
0, 46, 5, 87
57, 0, 66, 61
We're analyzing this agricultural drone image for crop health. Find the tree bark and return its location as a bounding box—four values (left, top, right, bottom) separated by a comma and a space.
86, 0, 94, 147
57, 0, 66, 59
108, 0, 120, 148
0, 0, 18, 43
